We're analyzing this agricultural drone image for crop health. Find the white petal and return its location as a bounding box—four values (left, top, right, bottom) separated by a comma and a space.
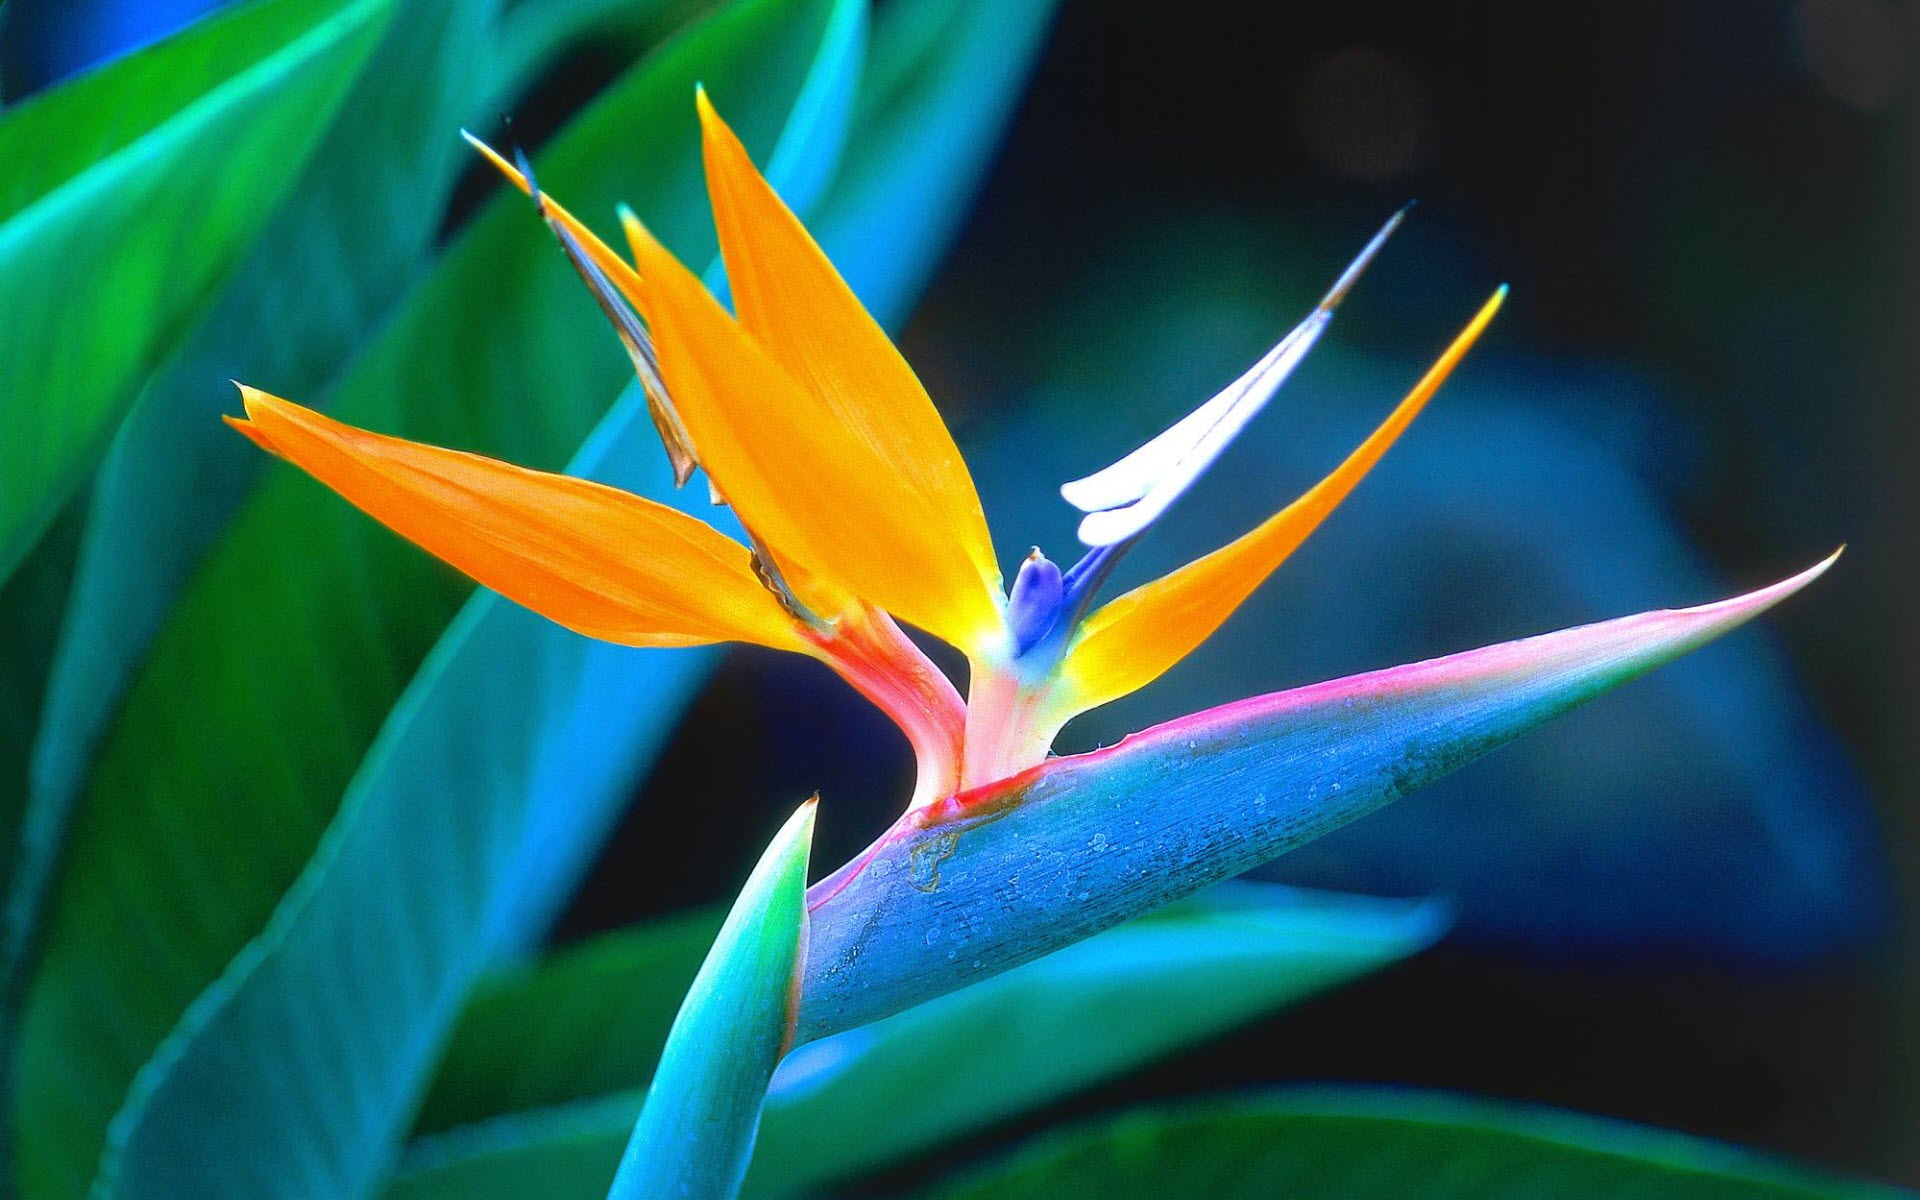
1072, 314, 1329, 545
1060, 207, 1409, 547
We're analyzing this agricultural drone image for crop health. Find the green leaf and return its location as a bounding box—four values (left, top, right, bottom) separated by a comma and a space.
413, 908, 723, 1136
0, 505, 80, 897
0, 0, 356, 219
797, 558, 1839, 1039
745, 884, 1444, 1198
919, 1090, 1910, 1200
22, 9, 716, 911
9, 0, 508, 1017
0, 0, 391, 583
491, 0, 712, 93
606, 801, 816, 1200
9, 3, 853, 1196
382, 884, 1444, 1200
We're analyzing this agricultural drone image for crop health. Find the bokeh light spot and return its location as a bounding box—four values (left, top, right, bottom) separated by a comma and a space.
1294, 47, 1430, 181
1794, 0, 1902, 110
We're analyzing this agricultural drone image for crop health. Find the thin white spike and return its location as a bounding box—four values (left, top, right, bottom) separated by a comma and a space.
1060, 207, 1409, 546
1060, 312, 1326, 520
1072, 319, 1327, 545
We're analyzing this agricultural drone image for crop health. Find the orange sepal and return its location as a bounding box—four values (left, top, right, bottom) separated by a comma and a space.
462, 132, 646, 308
229, 386, 806, 652
621, 196, 1007, 654
696, 91, 1003, 644
1057, 287, 1508, 716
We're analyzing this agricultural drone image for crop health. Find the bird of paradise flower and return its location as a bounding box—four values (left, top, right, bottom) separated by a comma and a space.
227, 91, 1836, 1041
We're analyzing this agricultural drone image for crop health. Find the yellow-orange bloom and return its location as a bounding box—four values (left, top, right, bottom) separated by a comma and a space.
230, 93, 1503, 805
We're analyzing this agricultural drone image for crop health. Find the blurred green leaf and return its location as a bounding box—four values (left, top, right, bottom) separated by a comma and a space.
414, 908, 723, 1136
0, 0, 390, 584
383, 884, 1443, 1200
9, 0, 507, 1021
9, 2, 851, 1195
16, 0, 698, 992
492, 0, 710, 92
0, 0, 354, 219
919, 1090, 1910, 1200
0, 507, 79, 897
606, 802, 815, 1200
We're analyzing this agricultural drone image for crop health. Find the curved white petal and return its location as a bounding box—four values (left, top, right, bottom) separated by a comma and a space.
1061, 207, 1409, 546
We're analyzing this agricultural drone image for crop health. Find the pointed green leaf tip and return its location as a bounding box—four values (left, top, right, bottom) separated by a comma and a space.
798, 553, 1839, 1039
607, 798, 816, 1200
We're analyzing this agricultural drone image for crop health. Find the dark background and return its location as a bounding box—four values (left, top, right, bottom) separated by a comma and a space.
7, 0, 1915, 1188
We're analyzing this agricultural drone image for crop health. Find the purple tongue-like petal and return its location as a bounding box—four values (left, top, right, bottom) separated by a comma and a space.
795, 553, 1837, 1041
1005, 549, 1066, 653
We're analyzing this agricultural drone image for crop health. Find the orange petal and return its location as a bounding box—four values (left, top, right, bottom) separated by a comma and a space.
229, 387, 805, 651
465, 134, 701, 487
685, 91, 1005, 649
1057, 287, 1507, 715
620, 180, 1006, 654
461, 132, 647, 307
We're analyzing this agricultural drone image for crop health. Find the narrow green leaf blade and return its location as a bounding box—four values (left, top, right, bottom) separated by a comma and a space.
754, 884, 1445, 1197
606, 801, 816, 1200
799, 556, 1840, 1039
0, 0, 391, 582
10, 0, 507, 1016
0, 0, 355, 220
0, 505, 80, 897
382, 885, 1444, 1200
920, 1089, 1909, 1200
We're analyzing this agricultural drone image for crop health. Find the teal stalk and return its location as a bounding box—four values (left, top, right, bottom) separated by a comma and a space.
607, 802, 816, 1200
